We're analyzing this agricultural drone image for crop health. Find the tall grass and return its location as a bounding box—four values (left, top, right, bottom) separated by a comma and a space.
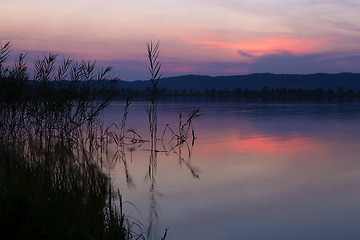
1, 40, 200, 240
0, 140, 130, 240
142, 41, 199, 239
0, 41, 140, 240
145, 40, 161, 151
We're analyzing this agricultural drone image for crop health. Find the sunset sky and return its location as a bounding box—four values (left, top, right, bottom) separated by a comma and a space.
2, 0, 360, 80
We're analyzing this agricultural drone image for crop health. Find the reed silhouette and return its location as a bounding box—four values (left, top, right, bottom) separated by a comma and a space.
0, 41, 200, 240
0, 41, 139, 239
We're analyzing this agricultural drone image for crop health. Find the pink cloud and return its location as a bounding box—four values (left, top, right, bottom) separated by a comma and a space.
164, 64, 197, 73
181, 37, 328, 58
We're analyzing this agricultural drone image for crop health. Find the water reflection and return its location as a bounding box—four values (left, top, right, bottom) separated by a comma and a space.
106, 105, 201, 239
225, 134, 324, 157
106, 99, 360, 240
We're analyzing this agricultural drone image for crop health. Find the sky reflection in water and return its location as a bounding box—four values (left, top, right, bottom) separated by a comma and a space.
104, 100, 360, 240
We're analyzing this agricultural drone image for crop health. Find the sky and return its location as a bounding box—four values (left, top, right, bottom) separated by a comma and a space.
2, 0, 360, 80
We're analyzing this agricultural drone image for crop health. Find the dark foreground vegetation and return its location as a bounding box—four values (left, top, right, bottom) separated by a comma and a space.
0, 41, 200, 240
0, 42, 141, 239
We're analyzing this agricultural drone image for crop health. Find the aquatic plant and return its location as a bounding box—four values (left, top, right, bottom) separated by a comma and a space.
1, 40, 203, 240
110, 95, 134, 146
145, 40, 162, 150
0, 42, 144, 240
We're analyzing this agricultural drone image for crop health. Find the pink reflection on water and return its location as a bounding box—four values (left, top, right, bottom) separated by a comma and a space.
196, 132, 326, 159
229, 135, 324, 156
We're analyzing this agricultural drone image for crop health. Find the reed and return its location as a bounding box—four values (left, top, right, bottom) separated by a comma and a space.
1, 40, 203, 239
145, 40, 161, 150
0, 42, 142, 240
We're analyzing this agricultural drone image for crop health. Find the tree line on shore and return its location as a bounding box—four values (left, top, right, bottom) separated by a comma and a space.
115, 85, 360, 99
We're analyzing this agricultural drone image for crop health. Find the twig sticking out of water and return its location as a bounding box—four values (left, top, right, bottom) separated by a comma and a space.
164, 108, 201, 147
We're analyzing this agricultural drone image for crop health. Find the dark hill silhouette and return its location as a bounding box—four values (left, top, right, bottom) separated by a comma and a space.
116, 73, 360, 92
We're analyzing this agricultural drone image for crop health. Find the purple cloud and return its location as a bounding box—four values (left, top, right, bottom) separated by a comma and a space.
248, 52, 360, 74
237, 50, 254, 58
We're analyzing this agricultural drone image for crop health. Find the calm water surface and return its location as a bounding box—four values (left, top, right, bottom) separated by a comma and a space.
104, 99, 360, 240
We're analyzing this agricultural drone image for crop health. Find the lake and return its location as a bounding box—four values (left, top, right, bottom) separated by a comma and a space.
103, 98, 360, 240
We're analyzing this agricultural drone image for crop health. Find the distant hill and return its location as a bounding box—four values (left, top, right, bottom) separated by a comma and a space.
116, 73, 360, 92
